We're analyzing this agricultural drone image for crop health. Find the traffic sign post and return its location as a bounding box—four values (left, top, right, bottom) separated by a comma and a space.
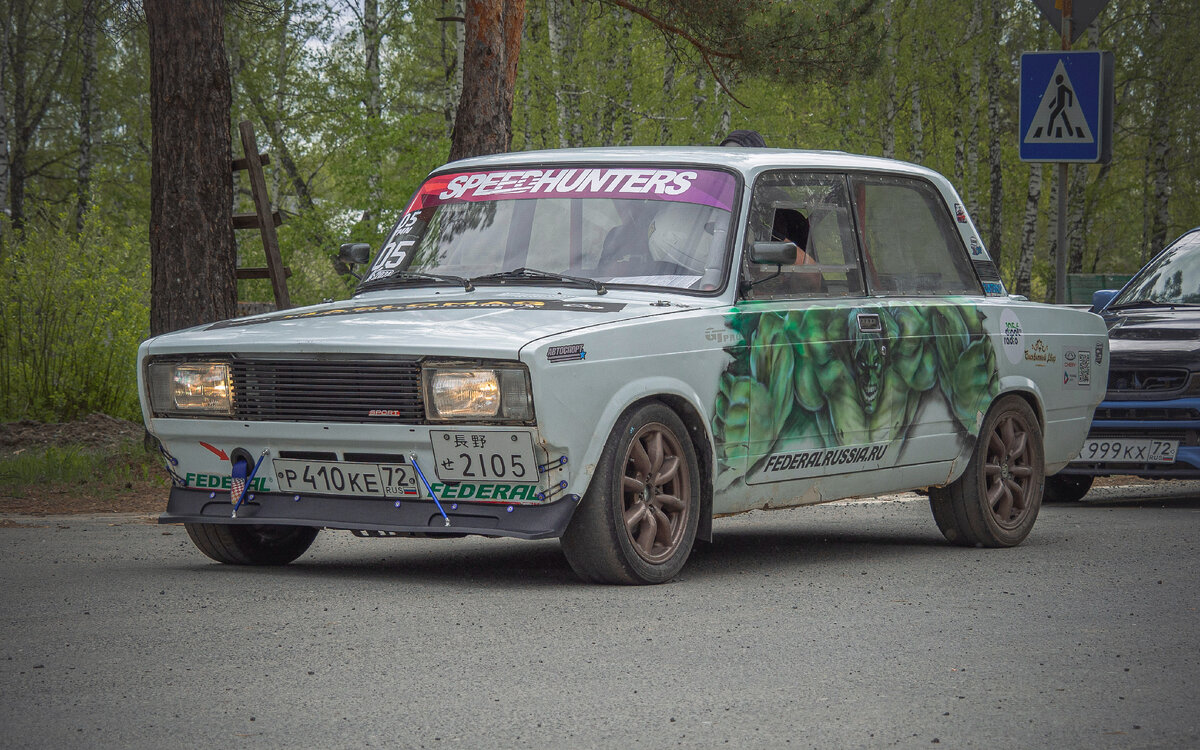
1019, 49, 1114, 303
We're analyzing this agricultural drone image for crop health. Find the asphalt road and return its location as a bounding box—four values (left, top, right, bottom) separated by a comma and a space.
2, 482, 1198, 749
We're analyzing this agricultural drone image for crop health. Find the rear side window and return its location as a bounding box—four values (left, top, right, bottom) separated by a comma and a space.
851, 175, 981, 296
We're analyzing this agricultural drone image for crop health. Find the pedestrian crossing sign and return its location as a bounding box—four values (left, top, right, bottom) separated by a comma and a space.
1020, 51, 1113, 163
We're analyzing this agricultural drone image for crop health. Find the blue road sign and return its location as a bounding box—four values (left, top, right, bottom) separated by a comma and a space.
1020, 51, 1108, 163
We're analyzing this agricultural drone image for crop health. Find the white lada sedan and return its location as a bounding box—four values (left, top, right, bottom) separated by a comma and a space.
139, 147, 1108, 584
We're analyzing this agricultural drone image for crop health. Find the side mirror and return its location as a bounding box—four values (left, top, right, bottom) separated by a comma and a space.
750, 241, 796, 265
339, 242, 372, 266
1091, 289, 1119, 312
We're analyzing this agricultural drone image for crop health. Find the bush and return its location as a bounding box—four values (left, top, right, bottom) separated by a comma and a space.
0, 211, 149, 422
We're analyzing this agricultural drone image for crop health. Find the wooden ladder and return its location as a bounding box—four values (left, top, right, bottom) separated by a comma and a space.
232, 120, 291, 311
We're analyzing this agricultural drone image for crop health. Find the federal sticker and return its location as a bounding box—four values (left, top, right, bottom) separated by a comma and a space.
1000, 309, 1024, 364
1062, 346, 1092, 389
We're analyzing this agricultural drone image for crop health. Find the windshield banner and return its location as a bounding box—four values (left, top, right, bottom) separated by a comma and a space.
406, 168, 737, 213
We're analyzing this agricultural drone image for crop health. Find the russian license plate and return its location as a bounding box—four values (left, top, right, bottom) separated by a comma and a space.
272, 459, 419, 497
430, 430, 538, 483
1076, 438, 1178, 464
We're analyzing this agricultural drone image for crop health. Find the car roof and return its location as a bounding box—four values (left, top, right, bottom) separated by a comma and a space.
438, 146, 946, 182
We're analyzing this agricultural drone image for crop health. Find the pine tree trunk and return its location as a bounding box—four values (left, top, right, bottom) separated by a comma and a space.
449, 0, 526, 161
984, 4, 1003, 268
1, 6, 12, 221
660, 59, 675, 145
145, 0, 236, 335
1046, 171, 1059, 302
75, 0, 97, 233
620, 10, 633, 145
965, 2, 981, 220
1145, 8, 1171, 258
547, 0, 568, 148
1068, 163, 1087, 273
1015, 163, 1042, 296
363, 0, 382, 222
910, 80, 923, 163
881, 0, 896, 158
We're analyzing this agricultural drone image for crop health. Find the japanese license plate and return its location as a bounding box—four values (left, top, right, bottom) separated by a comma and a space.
430, 430, 538, 483
272, 459, 420, 497
1075, 438, 1178, 464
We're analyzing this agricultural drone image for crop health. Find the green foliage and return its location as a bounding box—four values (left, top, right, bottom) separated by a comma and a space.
0, 210, 149, 422
0, 440, 163, 496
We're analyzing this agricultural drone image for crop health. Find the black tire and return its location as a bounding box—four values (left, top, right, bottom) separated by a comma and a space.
930, 394, 1044, 547
561, 402, 701, 584
1044, 473, 1094, 503
184, 523, 319, 565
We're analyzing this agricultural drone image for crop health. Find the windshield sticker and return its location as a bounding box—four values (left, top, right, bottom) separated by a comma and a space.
407, 168, 737, 213
710, 303, 1000, 488
208, 299, 628, 329
1062, 347, 1092, 388
547, 344, 586, 363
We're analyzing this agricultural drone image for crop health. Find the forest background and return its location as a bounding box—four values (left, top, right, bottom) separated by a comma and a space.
1, 0, 1197, 427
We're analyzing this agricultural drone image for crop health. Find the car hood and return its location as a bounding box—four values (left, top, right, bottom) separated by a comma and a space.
142, 289, 704, 359
1104, 308, 1200, 369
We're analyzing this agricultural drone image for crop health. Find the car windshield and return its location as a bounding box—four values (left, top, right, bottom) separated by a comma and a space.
1110, 230, 1200, 308
356, 166, 739, 295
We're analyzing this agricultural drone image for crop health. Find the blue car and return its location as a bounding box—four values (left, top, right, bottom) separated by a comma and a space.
1048, 227, 1200, 501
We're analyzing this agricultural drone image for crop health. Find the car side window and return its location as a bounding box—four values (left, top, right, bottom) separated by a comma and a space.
742, 171, 864, 299
850, 174, 982, 296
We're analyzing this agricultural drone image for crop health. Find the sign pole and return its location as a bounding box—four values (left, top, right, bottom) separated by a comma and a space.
1055, 2, 1073, 304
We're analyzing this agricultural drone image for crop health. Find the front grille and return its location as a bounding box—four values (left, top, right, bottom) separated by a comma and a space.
232, 358, 424, 423
1086, 429, 1192, 444
1093, 406, 1200, 422
1106, 368, 1190, 397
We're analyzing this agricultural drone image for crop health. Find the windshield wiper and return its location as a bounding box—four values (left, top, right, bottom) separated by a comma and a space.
359, 271, 474, 292
470, 267, 607, 295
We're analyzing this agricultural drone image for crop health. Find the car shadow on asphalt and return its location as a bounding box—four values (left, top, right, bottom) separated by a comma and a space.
162, 523, 953, 587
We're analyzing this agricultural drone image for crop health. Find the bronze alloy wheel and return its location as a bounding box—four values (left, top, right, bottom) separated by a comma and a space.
984, 412, 1037, 528
620, 422, 691, 564
929, 394, 1044, 548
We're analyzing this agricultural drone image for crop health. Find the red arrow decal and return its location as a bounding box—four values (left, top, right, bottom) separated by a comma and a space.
199, 441, 229, 461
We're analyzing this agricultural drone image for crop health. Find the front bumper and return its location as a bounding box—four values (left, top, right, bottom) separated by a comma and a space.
1060, 395, 1200, 478
160, 486, 581, 540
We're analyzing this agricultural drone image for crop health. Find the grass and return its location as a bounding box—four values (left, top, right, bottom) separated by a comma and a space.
0, 439, 166, 495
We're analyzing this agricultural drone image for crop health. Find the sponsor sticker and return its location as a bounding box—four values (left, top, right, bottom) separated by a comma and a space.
755, 443, 890, 482
1062, 346, 1092, 388
955, 204, 968, 223
1095, 340, 1104, 365
185, 472, 271, 492
1000, 308, 1024, 364
982, 282, 1005, 295
1023, 338, 1057, 367
969, 236, 984, 256
429, 482, 540, 502
406, 168, 738, 213
547, 343, 586, 363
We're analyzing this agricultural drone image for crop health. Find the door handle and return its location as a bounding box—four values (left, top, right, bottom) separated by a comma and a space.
856, 313, 882, 332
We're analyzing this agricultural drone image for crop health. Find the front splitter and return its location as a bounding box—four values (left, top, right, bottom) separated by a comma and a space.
159, 486, 580, 540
